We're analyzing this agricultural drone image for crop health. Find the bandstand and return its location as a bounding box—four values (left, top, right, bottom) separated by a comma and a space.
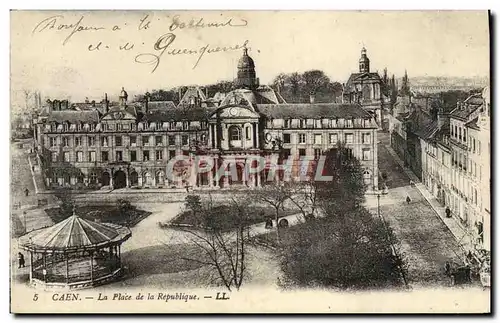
19, 211, 132, 290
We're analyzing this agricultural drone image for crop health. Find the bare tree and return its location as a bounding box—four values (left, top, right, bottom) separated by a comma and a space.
288, 179, 321, 222
180, 195, 249, 291
252, 182, 292, 243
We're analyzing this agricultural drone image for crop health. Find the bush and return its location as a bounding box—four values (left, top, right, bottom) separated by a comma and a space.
279, 207, 406, 289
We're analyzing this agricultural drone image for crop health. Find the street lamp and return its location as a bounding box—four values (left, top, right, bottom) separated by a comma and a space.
23, 211, 27, 233
377, 194, 381, 218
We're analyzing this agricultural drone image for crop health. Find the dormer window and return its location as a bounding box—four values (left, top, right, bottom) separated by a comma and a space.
155, 122, 162, 130
284, 119, 291, 128
77, 123, 82, 131
169, 121, 176, 130
63, 123, 69, 132
183, 121, 189, 130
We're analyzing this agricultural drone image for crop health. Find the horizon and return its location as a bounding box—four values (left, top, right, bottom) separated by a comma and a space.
11, 10, 490, 109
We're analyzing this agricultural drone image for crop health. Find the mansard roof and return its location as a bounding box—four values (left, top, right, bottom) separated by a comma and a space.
255, 103, 373, 120
47, 110, 100, 124
140, 105, 215, 122
146, 101, 177, 111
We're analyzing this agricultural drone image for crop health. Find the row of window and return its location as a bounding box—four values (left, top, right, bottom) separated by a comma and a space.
451, 124, 467, 143
282, 133, 372, 145
277, 118, 372, 129
46, 121, 206, 132
467, 136, 482, 155
48, 134, 192, 148
281, 147, 371, 160
52, 149, 190, 163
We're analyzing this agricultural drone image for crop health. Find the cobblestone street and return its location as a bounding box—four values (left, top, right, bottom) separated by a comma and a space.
370, 132, 466, 288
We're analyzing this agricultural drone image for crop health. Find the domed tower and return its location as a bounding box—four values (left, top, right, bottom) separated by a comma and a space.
119, 87, 128, 107
359, 47, 370, 73
235, 47, 259, 90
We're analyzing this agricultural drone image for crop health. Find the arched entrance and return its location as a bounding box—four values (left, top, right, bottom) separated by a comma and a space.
102, 172, 110, 186
143, 171, 153, 187
155, 170, 165, 187
130, 171, 138, 186
113, 170, 127, 189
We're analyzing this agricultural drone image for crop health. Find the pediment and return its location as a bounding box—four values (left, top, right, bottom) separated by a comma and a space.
102, 110, 136, 121
210, 106, 260, 119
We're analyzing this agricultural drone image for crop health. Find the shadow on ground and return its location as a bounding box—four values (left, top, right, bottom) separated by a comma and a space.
121, 244, 206, 279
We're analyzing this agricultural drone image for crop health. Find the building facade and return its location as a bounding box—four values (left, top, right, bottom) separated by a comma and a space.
420, 88, 490, 251
34, 48, 379, 192
342, 47, 387, 126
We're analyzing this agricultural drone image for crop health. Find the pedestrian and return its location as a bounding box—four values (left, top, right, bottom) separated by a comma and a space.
18, 252, 25, 269
24, 188, 29, 196
406, 196, 411, 204
32, 165, 35, 172
444, 261, 451, 277
445, 206, 452, 218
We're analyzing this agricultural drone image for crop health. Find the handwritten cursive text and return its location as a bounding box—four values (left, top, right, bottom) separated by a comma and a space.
32, 15, 105, 45
135, 33, 249, 73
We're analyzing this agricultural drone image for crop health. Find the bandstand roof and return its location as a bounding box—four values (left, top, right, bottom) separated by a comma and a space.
20, 215, 131, 252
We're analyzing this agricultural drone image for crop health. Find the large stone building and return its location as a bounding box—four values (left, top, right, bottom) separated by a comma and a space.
342, 47, 388, 126
420, 88, 490, 251
34, 48, 379, 191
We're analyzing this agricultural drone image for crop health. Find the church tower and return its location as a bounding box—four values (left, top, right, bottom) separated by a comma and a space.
235, 47, 259, 89
359, 47, 370, 73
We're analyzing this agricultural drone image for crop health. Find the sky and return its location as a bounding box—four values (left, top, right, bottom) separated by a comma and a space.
10, 10, 490, 108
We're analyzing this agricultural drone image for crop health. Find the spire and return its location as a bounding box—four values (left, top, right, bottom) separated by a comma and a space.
359, 47, 370, 73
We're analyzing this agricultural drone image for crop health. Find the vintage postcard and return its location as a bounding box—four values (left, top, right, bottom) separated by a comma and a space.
10, 10, 491, 313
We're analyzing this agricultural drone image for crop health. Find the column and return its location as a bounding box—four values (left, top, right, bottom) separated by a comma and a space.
65, 253, 69, 283
208, 169, 213, 187
90, 252, 94, 283
256, 171, 261, 187
214, 124, 218, 149
209, 124, 214, 148
255, 123, 259, 148
29, 252, 33, 282
242, 165, 247, 187
125, 170, 130, 188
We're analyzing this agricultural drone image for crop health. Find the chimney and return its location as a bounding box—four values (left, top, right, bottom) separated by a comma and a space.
46, 99, 52, 113
205, 87, 208, 98
145, 92, 149, 114
105, 93, 109, 113
437, 108, 446, 129
309, 94, 315, 104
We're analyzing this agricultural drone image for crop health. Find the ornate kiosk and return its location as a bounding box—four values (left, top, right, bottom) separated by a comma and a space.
19, 210, 132, 290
